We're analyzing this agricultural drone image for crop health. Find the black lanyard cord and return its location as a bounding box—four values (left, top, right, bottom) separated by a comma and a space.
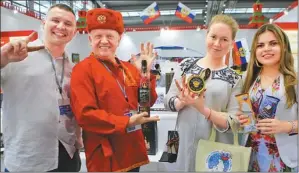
47, 50, 65, 96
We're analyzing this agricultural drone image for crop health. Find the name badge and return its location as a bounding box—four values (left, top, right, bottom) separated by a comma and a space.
58, 98, 76, 139
125, 110, 141, 133
58, 98, 73, 118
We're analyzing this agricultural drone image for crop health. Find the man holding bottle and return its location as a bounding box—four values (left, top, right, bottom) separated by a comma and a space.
70, 8, 159, 172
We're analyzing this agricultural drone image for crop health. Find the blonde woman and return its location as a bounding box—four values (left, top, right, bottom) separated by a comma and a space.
164, 14, 242, 171
237, 24, 298, 172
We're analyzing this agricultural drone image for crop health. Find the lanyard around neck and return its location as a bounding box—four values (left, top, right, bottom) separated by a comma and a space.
46, 50, 65, 96
100, 60, 128, 102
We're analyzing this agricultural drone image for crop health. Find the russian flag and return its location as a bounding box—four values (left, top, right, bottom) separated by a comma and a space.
139, 2, 160, 25
233, 40, 248, 65
175, 2, 196, 23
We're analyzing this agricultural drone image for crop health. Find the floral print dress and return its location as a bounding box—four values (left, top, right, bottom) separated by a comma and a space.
246, 74, 294, 172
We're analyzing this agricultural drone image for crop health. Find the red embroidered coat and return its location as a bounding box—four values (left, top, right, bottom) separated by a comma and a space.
70, 55, 157, 172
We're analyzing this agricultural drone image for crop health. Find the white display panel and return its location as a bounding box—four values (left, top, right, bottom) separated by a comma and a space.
285, 30, 298, 72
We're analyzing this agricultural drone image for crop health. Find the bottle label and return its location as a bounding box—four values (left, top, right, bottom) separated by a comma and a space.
139, 88, 150, 103
139, 106, 150, 116
138, 77, 150, 116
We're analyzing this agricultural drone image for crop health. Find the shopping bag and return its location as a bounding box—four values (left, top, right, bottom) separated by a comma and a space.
195, 116, 251, 172
159, 130, 179, 163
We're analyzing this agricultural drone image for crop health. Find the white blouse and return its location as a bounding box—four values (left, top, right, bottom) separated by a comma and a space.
165, 58, 242, 171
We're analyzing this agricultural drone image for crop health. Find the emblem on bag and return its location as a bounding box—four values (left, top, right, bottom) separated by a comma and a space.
206, 151, 232, 172
187, 68, 211, 94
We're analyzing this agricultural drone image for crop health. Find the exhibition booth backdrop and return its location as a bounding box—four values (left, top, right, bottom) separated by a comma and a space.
1, 1, 298, 171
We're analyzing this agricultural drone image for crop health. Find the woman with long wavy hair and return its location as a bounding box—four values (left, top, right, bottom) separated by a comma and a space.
238, 23, 298, 172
